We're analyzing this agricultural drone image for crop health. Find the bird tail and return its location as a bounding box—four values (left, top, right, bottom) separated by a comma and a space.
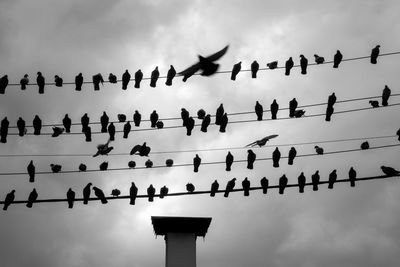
83, 199, 88, 205
26, 202, 33, 208
224, 191, 230, 198
3, 205, 8, 211
244, 190, 249, 197
101, 199, 108, 204
210, 192, 216, 197
328, 183, 334, 189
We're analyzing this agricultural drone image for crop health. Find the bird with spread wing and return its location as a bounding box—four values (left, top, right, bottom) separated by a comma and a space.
245, 134, 278, 147
93, 139, 113, 157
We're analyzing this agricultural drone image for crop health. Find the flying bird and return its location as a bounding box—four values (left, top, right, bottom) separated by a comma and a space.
33, 115, 42, 135
3, 190, 15, 210
328, 170, 337, 189
382, 85, 391, 106
242, 177, 251, 196
93, 139, 113, 157
289, 98, 298, 118
260, 177, 269, 194
75, 73, 83, 91
314, 54, 325, 64
83, 183, 92, 204
20, 74, 29, 90
311, 171, 320, 191
255, 101, 263, 121
17, 117, 26, 137
186, 183, 195, 193
245, 134, 278, 147
133, 110, 141, 127
247, 149, 256, 169
219, 113, 228, 133
300, 55, 308, 75
99, 161, 108, 171
130, 182, 138, 205
224, 178, 236, 197
26, 189, 38, 208
231, 61, 242, 80
66, 188, 75, 209
272, 147, 281, 168
288, 147, 297, 165
160, 186, 169, 199
108, 122, 115, 141
108, 73, 117, 83
279, 175, 288, 194
165, 65, 176, 86
123, 121, 131, 139
251, 60, 259, 78
370, 45, 380, 64
54, 75, 63, 87
210, 180, 219, 197
193, 154, 201, 172
201, 114, 211, 132
27, 160, 35, 183
150, 110, 159, 128
225, 151, 234, 171
122, 70, 131, 90
100, 111, 109, 132
360, 141, 369, 150
78, 163, 87, 172
298, 172, 306, 193
314, 146, 324, 155
111, 189, 121, 197
381, 166, 400, 176
93, 187, 108, 204
147, 184, 155, 202
150, 66, 159, 87
266, 61, 278, 69
270, 99, 279, 119
349, 167, 357, 187
134, 69, 143, 88
130, 142, 151, 156
52, 126, 64, 137
215, 103, 224, 125
369, 100, 379, 108
50, 164, 62, 173
37, 72, 45, 94
63, 114, 72, 133
285, 57, 294, 76
92, 73, 104, 91
0, 117, 9, 143
333, 50, 343, 68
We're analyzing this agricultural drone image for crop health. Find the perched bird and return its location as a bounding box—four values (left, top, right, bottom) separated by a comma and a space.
122, 70, 131, 90
328, 170, 337, 189
219, 113, 228, 133
311, 171, 320, 191
272, 147, 281, 168
123, 121, 131, 139
111, 189, 121, 197
37, 72, 45, 94
150, 66, 159, 87
128, 161, 136, 168
369, 100, 379, 108
279, 175, 288, 194
0, 117, 9, 143
78, 163, 87, 172
83, 183, 92, 204
328, 93, 337, 107
382, 85, 391, 106
186, 183, 195, 193
178, 45, 229, 81
370, 45, 380, 64
75, 73, 83, 91
333, 50, 343, 68
288, 147, 297, 165
81, 113, 90, 133
270, 99, 279, 119
108, 122, 115, 141
17, 117, 26, 137
134, 69, 143, 88
165, 65, 176, 86
260, 177, 269, 194
181, 108, 190, 126
381, 166, 400, 176
147, 184, 155, 202
224, 178, 236, 197
314, 146, 324, 155
360, 141, 369, 150
93, 187, 108, 204
92, 73, 104, 91
314, 54, 325, 64
289, 98, 298, 118
118, 114, 126, 122
33, 115, 42, 135
255, 101, 263, 121
185, 117, 195, 136
3, 190, 15, 210
246, 134, 278, 147
397, 128, 400, 141
242, 177, 251, 196
160, 186, 169, 198
197, 109, 206, 120
145, 159, 153, 168
54, 75, 63, 87
20, 74, 29, 90
266, 61, 278, 69
52, 126, 64, 137
294, 109, 306, 118
84, 126, 92, 142
247, 149, 256, 169
130, 182, 138, 205
100, 112, 109, 133
201, 114, 211, 132
93, 139, 114, 157
215, 103, 224, 125
210, 180, 219, 197
99, 161, 108, 171
193, 154, 201, 172
165, 159, 174, 167
251, 60, 259, 78
50, 164, 62, 173
130, 142, 151, 156
133, 110, 141, 127
150, 110, 159, 128
66, 188, 75, 209
26, 189, 38, 208
298, 172, 306, 193
285, 57, 294, 76
27, 160, 35, 183
231, 61, 242, 80
225, 151, 234, 171
300, 55, 308, 75
349, 167, 357, 187
325, 105, 334, 122
63, 114, 72, 133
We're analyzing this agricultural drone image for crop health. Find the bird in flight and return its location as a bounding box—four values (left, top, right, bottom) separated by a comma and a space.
245, 134, 278, 147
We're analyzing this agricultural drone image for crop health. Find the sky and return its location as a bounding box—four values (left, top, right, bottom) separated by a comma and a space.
0, 0, 400, 266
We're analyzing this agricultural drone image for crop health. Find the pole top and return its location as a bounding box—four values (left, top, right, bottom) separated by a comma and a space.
151, 216, 212, 237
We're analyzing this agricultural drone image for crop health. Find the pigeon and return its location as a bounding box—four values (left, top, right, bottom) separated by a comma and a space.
210, 180, 219, 197
314, 146, 324, 155
50, 164, 62, 173
397, 128, 400, 141
186, 117, 195, 136
325, 105, 334, 121
225, 151, 234, 171
100, 112, 109, 133
93, 139, 113, 157
260, 177, 269, 194
289, 98, 298, 118
63, 114, 72, 133
224, 178, 236, 197
288, 147, 297, 165
108, 122, 115, 141
165, 159, 174, 167
193, 154, 201, 172
266, 61, 278, 69
128, 161, 136, 168
130, 182, 138, 205
150, 66, 159, 87
381, 166, 400, 176
285, 57, 294, 76
93, 187, 108, 204
311, 171, 320, 191
54, 75, 63, 87
246, 134, 278, 147
294, 109, 306, 118
201, 114, 211, 132
66, 188, 75, 209
247, 149, 256, 169
300, 55, 308, 75
3, 190, 15, 210
81, 113, 90, 133
17, 117, 26, 137
130, 142, 151, 156
83, 183, 92, 204
255, 101, 263, 121
84, 126, 92, 142
251, 60, 259, 78
328, 170, 337, 189
160, 186, 169, 198
75, 73, 83, 91
0, 117, 9, 143
197, 109, 206, 120
382, 85, 391, 106
123, 121, 131, 139
219, 113, 228, 133
20, 74, 29, 90
145, 159, 153, 168
133, 110, 141, 127
215, 104, 224, 125
33, 115, 42, 135
52, 126, 64, 137
181, 108, 190, 126
147, 184, 155, 202
298, 172, 306, 193
272, 147, 281, 168
328, 93, 337, 107
111, 189, 121, 197
360, 141, 369, 150
122, 70, 131, 89
165, 65, 176, 86
349, 167, 357, 187
369, 100, 379, 108
36, 72, 45, 94
78, 163, 87, 172
178, 45, 229, 81
26, 189, 38, 208
117, 114, 126, 122
370, 45, 380, 64
27, 160, 35, 183
270, 99, 279, 119
279, 175, 288, 194
92, 73, 104, 91
186, 183, 195, 193
150, 110, 159, 128
333, 50, 343, 68
99, 161, 108, 171
314, 54, 325, 64
242, 177, 251, 196
231, 61, 241, 80
154, 121, 163, 130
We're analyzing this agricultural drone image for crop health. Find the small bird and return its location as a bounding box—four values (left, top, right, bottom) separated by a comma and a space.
272, 147, 281, 168
52, 126, 64, 137
370, 45, 380, 64
122, 70, 131, 90
165, 159, 174, 167
210, 180, 219, 197
349, 167, 357, 187
157, 186, 168, 199
314, 54, 325, 64
128, 161, 136, 168
130, 182, 138, 205
197, 109, 206, 120
333, 50, 343, 68
231, 61, 242, 80
314, 146, 324, 155
50, 164, 62, 173
225, 151, 234, 171
328, 93, 337, 107
186, 117, 195, 136
285, 57, 294, 76
111, 189, 121, 197
0, 117, 9, 143
83, 183, 92, 204
298, 172, 306, 193
186, 183, 195, 193
294, 109, 306, 118
369, 100, 379, 108
20, 74, 29, 90
397, 128, 400, 141
78, 163, 87, 172
100, 111, 109, 133
270, 99, 279, 119
300, 55, 308, 75
63, 114, 72, 133
201, 114, 211, 132
193, 154, 201, 172
246, 134, 278, 147
224, 178, 236, 197
145, 159, 153, 168
66, 188, 75, 209
108, 122, 115, 141
84, 126, 92, 142
26, 189, 38, 208
266, 61, 278, 69
289, 98, 298, 118
328, 170, 337, 189
147, 184, 155, 202
242, 177, 251, 196
150, 66, 159, 87
381, 166, 400, 176
3, 190, 15, 210
81, 113, 90, 133
27, 160, 35, 183
93, 139, 114, 157
123, 121, 131, 139
108, 73, 117, 83
255, 101, 263, 121
17, 117, 26, 137
165, 65, 176, 86
251, 60, 259, 78
247, 149, 256, 169
93, 187, 108, 204
130, 142, 151, 156
181, 108, 190, 126
75, 73, 83, 91
118, 113, 126, 121
36, 72, 45, 94
325, 105, 334, 122
311, 171, 320, 191
150, 110, 159, 128
33, 115, 42, 135
219, 113, 228, 133
279, 175, 288, 194
215, 103, 224, 125
382, 85, 391, 106
288, 147, 297, 165
99, 162, 108, 171
133, 110, 141, 127
92, 73, 104, 91
134, 69, 143, 88
360, 141, 369, 150
54, 75, 63, 87
260, 177, 269, 194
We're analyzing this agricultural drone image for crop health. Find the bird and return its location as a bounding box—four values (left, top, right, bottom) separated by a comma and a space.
201, 114, 211, 132
382, 85, 391, 106
92, 73, 104, 91
333, 50, 343, 68
231, 61, 241, 80
279, 175, 288, 194
328, 170, 337, 189
298, 172, 306, 193
159, 186, 169, 199
93, 187, 108, 204
3, 190, 15, 210
178, 45, 229, 81
246, 134, 278, 147
99, 162, 108, 171
134, 69, 143, 88
397, 128, 400, 141
289, 98, 298, 118
118, 113, 126, 122
78, 163, 87, 172
266, 61, 278, 69
17, 117, 26, 137
294, 109, 306, 118
360, 141, 369, 150
325, 105, 334, 122
186, 117, 195, 136
147, 184, 155, 202
111, 189, 121, 197
272, 147, 281, 168
84, 126, 92, 142
197, 109, 206, 120
381, 166, 400, 176
270, 99, 279, 119
215, 103, 224, 125
314, 146, 324, 155
219, 113, 228, 133
100, 112, 109, 133
75, 73, 83, 91
165, 159, 174, 167
288, 147, 297, 165
300, 55, 308, 74
0, 117, 9, 143
260, 177, 269, 194
145, 159, 153, 168
81, 113, 90, 133
150, 66, 159, 87
133, 110, 141, 127
285, 57, 294, 76
255, 101, 263, 121
52, 126, 64, 137
225, 151, 234, 171
93, 139, 114, 157
26, 189, 38, 208
27, 160, 35, 183
62, 114, 72, 133
242, 177, 251, 196
210, 180, 219, 197
50, 164, 62, 173
251, 60, 259, 78
36, 72, 45, 94
369, 100, 379, 108
186, 183, 195, 193
165, 65, 176, 86
130, 142, 151, 156
54, 75, 63, 87
130, 182, 138, 205
224, 178, 236, 197
247, 149, 256, 169
328, 93, 337, 107
370, 45, 380, 64
33, 115, 42, 135
314, 54, 325, 64
349, 167, 357, 187
122, 70, 131, 90
66, 188, 75, 209
83, 183, 92, 204
150, 110, 159, 128
108, 122, 115, 141
128, 161, 136, 168
156, 120, 164, 129
0, 75, 8, 94
193, 154, 201, 172
20, 74, 29, 90
181, 108, 190, 126
123, 121, 131, 139
108, 73, 117, 83
311, 171, 320, 191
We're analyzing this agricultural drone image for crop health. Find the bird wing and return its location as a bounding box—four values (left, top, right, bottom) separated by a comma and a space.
204, 45, 229, 62
130, 145, 141, 155
177, 63, 201, 76
245, 141, 257, 147
261, 134, 278, 141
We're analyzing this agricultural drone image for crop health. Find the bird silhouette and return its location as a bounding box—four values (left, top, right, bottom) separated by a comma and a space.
328, 170, 337, 189
93, 139, 113, 157
20, 74, 29, 90
111, 189, 121, 197
294, 109, 306, 118
272, 147, 281, 168
128, 161, 136, 168
27, 160, 35, 183
215, 104, 224, 125
360, 141, 369, 150
130, 142, 151, 156
84, 126, 92, 142
186, 117, 195, 136
201, 114, 211, 132
314, 146, 324, 155
370, 45, 380, 64
75, 73, 83, 91
397, 128, 400, 141
288, 147, 297, 165
150, 110, 159, 128
298, 172, 306, 193
81, 113, 90, 133
160, 186, 169, 198
117, 114, 126, 122
0, 75, 8, 94
62, 114, 72, 133
186, 183, 195, 193
300, 55, 308, 74
260, 177, 269, 194
224, 178, 236, 197
147, 184, 155, 202
123, 121, 131, 139
145, 159, 153, 168
50, 164, 62, 173
83, 183, 92, 204
225, 151, 234, 171
166, 65, 176, 86
108, 122, 115, 141
181, 108, 190, 126
99, 162, 108, 171
328, 93, 337, 107
279, 175, 288, 194
55, 75, 63, 87
197, 109, 206, 120
251, 60, 259, 78
134, 69, 143, 88
267, 61, 278, 69
270, 99, 279, 119
349, 167, 357, 187
79, 163, 87, 172
130, 182, 138, 205
242, 177, 251, 196
122, 70, 131, 90
382, 85, 391, 106
210, 180, 219, 197
52, 126, 64, 137
255, 101, 263, 121
150, 66, 159, 87
381, 166, 400, 176
165, 159, 174, 167
247, 149, 256, 169
285, 57, 294, 76
67, 188, 75, 208
325, 105, 334, 121
37, 72, 45, 94
3, 190, 15, 210
289, 98, 298, 118
133, 110, 141, 127
246, 134, 278, 147
26, 189, 38, 208
93, 187, 108, 204
33, 115, 42, 135
92, 73, 104, 91
314, 54, 325, 64
17, 117, 26, 137
0, 117, 9, 143
100, 112, 109, 133
369, 100, 379, 108
333, 50, 343, 68
231, 61, 241, 80
193, 154, 201, 172
219, 113, 228, 133
311, 171, 320, 191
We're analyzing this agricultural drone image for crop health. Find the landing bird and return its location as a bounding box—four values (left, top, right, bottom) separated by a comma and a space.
245, 134, 278, 147
215, 103, 224, 125
186, 183, 195, 193
111, 189, 121, 197
165, 65, 176, 86
150, 66, 159, 87
27, 160, 35, 183
99, 162, 108, 171
108, 122, 115, 141
247, 149, 256, 169
369, 100, 379, 108
288, 147, 297, 165
289, 98, 298, 118
328, 170, 337, 189
130, 182, 138, 205
37, 72, 45, 94
51, 126, 64, 137
231, 61, 242, 80
108, 73, 117, 83
251, 60, 259, 78
150, 110, 159, 128
160, 186, 169, 199
349, 167, 357, 187
201, 114, 211, 132
54, 75, 63, 87
298, 172, 306, 193
370, 45, 380, 64
272, 147, 281, 168
314, 54, 325, 64
360, 141, 369, 150
75, 73, 83, 91
381, 166, 400, 176
147, 184, 155, 202
20, 74, 29, 90
311, 171, 320, 191
279, 175, 288, 194
17, 117, 26, 137
26, 189, 38, 208
3, 190, 15, 211
50, 164, 62, 173
63, 114, 72, 133
225, 151, 234, 171
242, 177, 251, 196
123, 121, 131, 139
382, 85, 391, 106
260, 177, 269, 194
314, 145, 324, 155
122, 70, 131, 90
224, 178, 236, 197
255, 101, 263, 121
130, 142, 151, 156
178, 45, 229, 82
83, 183, 92, 204
93, 139, 113, 157
294, 109, 305, 118
33, 115, 42, 135
78, 163, 87, 172
133, 110, 141, 127
93, 187, 108, 204
333, 50, 343, 68
285, 57, 294, 76
66, 188, 75, 209
210, 180, 219, 197
193, 154, 201, 172
300, 55, 308, 75
270, 99, 279, 119
266, 61, 278, 69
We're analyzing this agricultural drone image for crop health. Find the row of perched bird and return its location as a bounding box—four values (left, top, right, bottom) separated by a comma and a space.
0, 45, 382, 94
2, 165, 399, 210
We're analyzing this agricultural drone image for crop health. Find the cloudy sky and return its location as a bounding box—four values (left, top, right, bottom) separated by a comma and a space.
1, 0, 400, 266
